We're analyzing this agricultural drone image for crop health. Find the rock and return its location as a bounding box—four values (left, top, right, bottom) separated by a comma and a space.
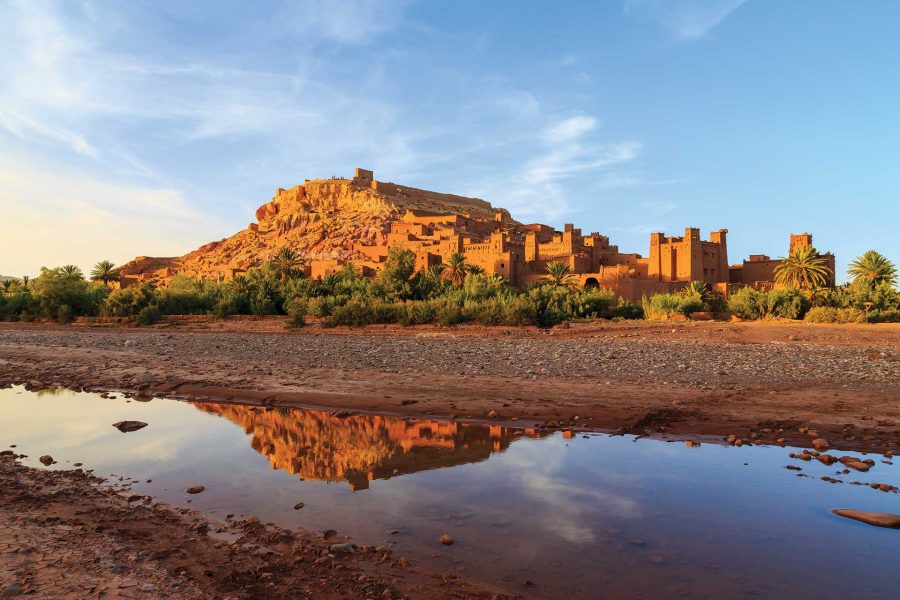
141, 584, 157, 593
832, 509, 900, 529
0, 450, 14, 457
39, 455, 54, 466
112, 421, 148, 433
135, 373, 155, 385
838, 457, 871, 472
487, 410, 498, 418
185, 485, 205, 494
0, 585, 24, 597
811, 438, 829, 451
293, 502, 305, 510
439, 534, 454, 545
816, 454, 837, 466
329, 543, 354, 554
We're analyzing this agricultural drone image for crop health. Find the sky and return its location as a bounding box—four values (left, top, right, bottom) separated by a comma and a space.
1, 0, 898, 282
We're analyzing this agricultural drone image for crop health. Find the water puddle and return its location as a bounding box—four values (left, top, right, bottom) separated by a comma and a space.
1, 386, 898, 599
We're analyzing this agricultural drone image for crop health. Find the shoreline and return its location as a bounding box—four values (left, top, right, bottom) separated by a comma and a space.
0, 453, 507, 599
1, 320, 898, 454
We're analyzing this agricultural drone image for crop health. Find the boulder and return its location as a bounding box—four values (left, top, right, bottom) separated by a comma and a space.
112, 421, 148, 433
832, 509, 900, 529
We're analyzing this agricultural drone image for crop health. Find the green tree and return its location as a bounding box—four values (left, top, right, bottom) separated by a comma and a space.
543, 260, 579, 290
773, 246, 832, 290
426, 264, 446, 281
848, 250, 897, 289
61, 265, 83, 279
441, 253, 469, 286
270, 247, 304, 283
90, 260, 120, 286
0, 280, 13, 294
20, 276, 29, 290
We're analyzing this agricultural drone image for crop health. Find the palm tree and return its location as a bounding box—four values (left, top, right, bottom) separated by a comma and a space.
229, 275, 251, 294
848, 250, 897, 288
90, 260, 120, 285
467, 265, 485, 275
62, 264, 83, 278
543, 260, 579, 290
1, 280, 13, 294
20, 275, 29, 290
773, 246, 832, 290
271, 247, 303, 283
441, 253, 469, 286
426, 264, 446, 281
681, 280, 713, 302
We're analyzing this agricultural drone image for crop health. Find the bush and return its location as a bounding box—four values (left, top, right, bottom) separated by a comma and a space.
30, 267, 109, 320
56, 304, 74, 324
158, 275, 224, 314
284, 297, 308, 328
104, 283, 158, 317
871, 309, 900, 323
642, 293, 703, 321
135, 305, 161, 326
727, 287, 809, 320
804, 306, 867, 324
322, 300, 402, 327
612, 300, 644, 320
0, 291, 36, 321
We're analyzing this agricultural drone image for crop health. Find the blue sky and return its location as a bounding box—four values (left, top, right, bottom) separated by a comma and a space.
1, 0, 898, 282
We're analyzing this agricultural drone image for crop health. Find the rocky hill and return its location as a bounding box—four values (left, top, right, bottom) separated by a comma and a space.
119, 168, 510, 282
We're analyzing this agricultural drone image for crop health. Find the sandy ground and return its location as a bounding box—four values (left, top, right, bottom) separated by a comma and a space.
1, 319, 898, 454
1, 319, 899, 598
0, 453, 507, 599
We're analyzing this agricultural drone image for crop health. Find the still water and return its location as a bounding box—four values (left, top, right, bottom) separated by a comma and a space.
1, 386, 898, 599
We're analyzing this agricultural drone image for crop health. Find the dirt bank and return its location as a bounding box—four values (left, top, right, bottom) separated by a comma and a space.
1, 321, 898, 454
0, 453, 506, 599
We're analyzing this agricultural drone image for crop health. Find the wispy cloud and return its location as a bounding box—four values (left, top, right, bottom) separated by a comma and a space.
469, 115, 641, 221
624, 0, 748, 41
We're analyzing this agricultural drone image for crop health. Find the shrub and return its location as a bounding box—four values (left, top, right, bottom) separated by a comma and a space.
0, 291, 36, 321
642, 293, 703, 321
56, 304, 74, 324
399, 300, 438, 325
284, 297, 307, 328
30, 267, 108, 320
871, 309, 900, 323
612, 300, 644, 320
727, 287, 809, 320
322, 300, 401, 327
803, 306, 867, 323
158, 275, 224, 314
135, 305, 161, 326
104, 283, 158, 317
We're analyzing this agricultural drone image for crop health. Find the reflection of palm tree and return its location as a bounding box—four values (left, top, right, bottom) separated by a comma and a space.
848, 250, 897, 288
90, 260, 120, 285
774, 246, 831, 290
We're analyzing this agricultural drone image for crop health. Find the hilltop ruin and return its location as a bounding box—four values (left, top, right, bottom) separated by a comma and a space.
119, 168, 835, 300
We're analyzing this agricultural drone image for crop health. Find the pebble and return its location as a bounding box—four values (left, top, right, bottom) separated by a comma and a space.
39, 455, 54, 466
185, 485, 205, 494
439, 534, 454, 546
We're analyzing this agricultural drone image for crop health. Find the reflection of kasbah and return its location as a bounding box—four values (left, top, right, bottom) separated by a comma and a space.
194, 403, 548, 490
118, 168, 835, 301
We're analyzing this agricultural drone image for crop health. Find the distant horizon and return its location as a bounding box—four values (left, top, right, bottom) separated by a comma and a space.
2, 1, 898, 283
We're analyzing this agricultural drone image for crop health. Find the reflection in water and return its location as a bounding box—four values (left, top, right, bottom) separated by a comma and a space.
194, 403, 549, 490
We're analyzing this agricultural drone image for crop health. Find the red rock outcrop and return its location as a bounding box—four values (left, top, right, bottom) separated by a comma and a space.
118, 169, 509, 283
